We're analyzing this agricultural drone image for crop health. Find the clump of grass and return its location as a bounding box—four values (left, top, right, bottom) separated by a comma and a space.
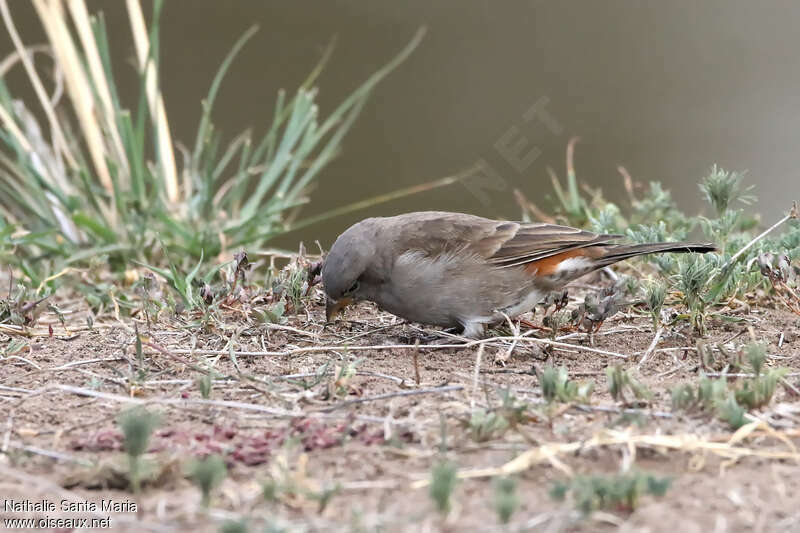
606, 365, 652, 404
187, 454, 227, 508
117, 406, 160, 493
492, 476, 519, 524
538, 365, 594, 404
0, 1, 430, 284
429, 460, 458, 514
550, 470, 671, 516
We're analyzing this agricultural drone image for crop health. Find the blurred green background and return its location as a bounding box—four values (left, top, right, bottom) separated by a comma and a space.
3, 0, 798, 249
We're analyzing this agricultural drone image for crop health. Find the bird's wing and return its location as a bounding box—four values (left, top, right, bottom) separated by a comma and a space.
482, 222, 621, 268
386, 212, 620, 269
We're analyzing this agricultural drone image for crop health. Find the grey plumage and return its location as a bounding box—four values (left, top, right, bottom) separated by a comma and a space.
322, 211, 715, 337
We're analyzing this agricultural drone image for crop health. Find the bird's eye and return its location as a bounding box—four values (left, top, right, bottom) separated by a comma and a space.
346, 281, 359, 295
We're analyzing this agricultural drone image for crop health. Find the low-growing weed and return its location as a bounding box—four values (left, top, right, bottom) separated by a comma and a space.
671, 342, 787, 429
492, 476, 519, 524
187, 454, 227, 508
117, 406, 160, 493
606, 365, 653, 404
429, 460, 458, 514
538, 365, 594, 404
550, 470, 671, 516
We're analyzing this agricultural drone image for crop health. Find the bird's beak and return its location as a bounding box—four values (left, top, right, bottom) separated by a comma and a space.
325, 296, 352, 322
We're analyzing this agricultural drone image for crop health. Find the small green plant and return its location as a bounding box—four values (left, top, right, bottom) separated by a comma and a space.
717, 393, 747, 429
671, 376, 745, 429
263, 478, 279, 502
187, 454, 227, 508
674, 254, 715, 335
642, 280, 666, 329
429, 460, 458, 514
734, 342, 788, 409
260, 300, 287, 324
325, 358, 362, 399
117, 406, 160, 493
669, 383, 696, 411
497, 388, 530, 426
197, 372, 214, 399
697, 375, 729, 410
550, 470, 671, 516
538, 365, 594, 404
261, 471, 339, 513
466, 410, 509, 442
1, 338, 28, 357
542, 309, 572, 338
138, 250, 225, 311
308, 483, 340, 513
268, 259, 310, 314
218, 519, 248, 533
492, 476, 519, 524
606, 365, 652, 404
699, 165, 754, 217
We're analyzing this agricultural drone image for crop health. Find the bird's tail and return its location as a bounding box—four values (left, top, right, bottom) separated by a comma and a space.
596, 242, 717, 266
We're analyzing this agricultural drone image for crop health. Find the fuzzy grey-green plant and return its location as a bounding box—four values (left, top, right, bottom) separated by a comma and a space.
188, 454, 227, 508
218, 519, 248, 533
671, 343, 787, 429
717, 393, 747, 429
467, 410, 509, 442
699, 165, 754, 216
606, 365, 652, 404
117, 406, 160, 492
429, 460, 458, 514
539, 365, 594, 404
642, 280, 666, 329
674, 254, 716, 334
492, 476, 519, 524
197, 373, 214, 400
550, 470, 671, 516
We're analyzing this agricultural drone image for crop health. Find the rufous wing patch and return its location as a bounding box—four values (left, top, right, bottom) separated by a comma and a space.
524, 248, 600, 276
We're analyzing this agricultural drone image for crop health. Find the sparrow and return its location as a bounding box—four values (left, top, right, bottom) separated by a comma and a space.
321, 211, 715, 338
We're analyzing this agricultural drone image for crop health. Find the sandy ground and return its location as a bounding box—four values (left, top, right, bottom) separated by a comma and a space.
2, 280, 800, 532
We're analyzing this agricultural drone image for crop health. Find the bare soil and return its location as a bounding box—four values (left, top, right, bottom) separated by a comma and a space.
2, 278, 800, 532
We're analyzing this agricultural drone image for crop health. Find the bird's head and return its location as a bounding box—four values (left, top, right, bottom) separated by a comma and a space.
321, 220, 377, 322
